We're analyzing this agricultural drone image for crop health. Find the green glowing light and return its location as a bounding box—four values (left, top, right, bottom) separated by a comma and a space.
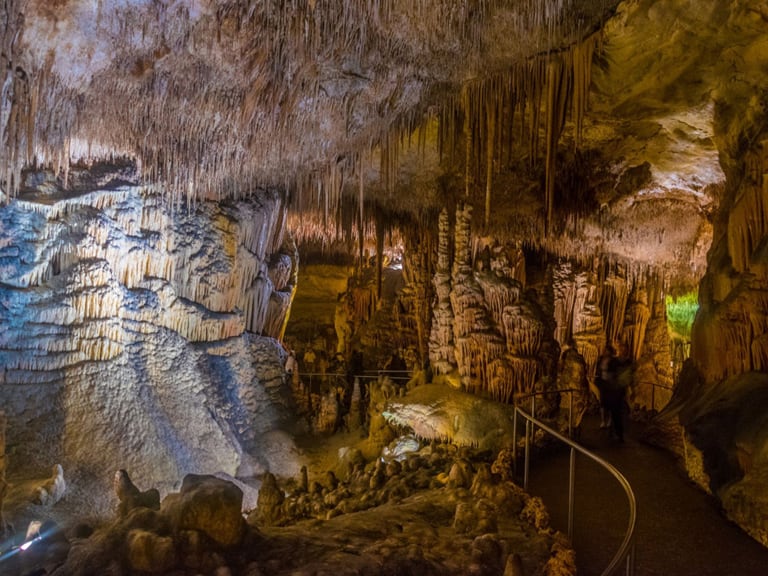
666, 292, 698, 341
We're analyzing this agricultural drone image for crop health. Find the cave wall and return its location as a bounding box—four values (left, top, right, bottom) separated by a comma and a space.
0, 177, 301, 499
678, 124, 768, 544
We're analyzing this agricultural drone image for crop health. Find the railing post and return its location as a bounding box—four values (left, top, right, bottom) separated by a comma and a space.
626, 541, 636, 575
524, 417, 531, 490
568, 391, 574, 438
512, 406, 518, 477
526, 395, 536, 489
568, 445, 575, 540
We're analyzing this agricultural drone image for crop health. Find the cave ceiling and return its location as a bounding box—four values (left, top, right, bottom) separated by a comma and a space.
1, 0, 766, 284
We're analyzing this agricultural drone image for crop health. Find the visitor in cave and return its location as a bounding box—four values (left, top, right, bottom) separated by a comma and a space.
596, 345, 615, 429
598, 345, 632, 442
333, 390, 349, 433
348, 349, 364, 389
612, 348, 634, 442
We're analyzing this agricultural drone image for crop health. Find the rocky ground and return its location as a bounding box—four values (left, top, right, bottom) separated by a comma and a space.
1, 424, 575, 576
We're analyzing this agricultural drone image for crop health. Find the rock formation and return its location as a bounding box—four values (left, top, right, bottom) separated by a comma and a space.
0, 171, 301, 497
382, 383, 517, 451
31, 463, 66, 507
674, 130, 768, 545
114, 469, 161, 518
2, 0, 768, 569
0, 411, 8, 538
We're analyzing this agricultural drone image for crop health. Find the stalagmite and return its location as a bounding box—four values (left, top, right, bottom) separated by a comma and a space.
624, 286, 651, 362
429, 208, 456, 374
484, 96, 495, 229
599, 271, 629, 347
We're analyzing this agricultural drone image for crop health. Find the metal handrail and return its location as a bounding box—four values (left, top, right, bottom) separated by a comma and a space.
512, 400, 637, 576
513, 387, 587, 439
632, 380, 674, 412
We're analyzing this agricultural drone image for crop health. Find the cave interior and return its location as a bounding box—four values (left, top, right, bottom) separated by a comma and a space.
1, 0, 768, 575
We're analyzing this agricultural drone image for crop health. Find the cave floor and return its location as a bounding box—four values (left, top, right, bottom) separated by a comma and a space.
525, 413, 768, 576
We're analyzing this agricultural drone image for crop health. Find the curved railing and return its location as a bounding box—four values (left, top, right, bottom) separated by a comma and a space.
513, 391, 637, 576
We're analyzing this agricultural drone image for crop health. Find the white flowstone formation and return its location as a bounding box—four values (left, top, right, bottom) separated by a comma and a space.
0, 170, 301, 499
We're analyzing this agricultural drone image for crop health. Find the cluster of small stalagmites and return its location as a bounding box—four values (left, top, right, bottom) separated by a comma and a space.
248, 445, 574, 575
15, 456, 574, 575
251, 446, 491, 527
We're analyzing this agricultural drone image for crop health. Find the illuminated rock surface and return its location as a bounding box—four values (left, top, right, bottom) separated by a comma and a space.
0, 0, 768, 573
0, 174, 300, 498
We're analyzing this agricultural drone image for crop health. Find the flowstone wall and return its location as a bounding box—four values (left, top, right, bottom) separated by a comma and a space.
679, 132, 768, 546
0, 172, 301, 498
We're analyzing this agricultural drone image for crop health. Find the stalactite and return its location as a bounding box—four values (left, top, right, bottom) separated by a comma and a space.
544, 55, 568, 236
571, 32, 601, 147
728, 168, 768, 273
484, 95, 495, 229
0, 0, 613, 263
358, 155, 365, 269
462, 86, 472, 199
599, 271, 629, 347
552, 261, 577, 346
623, 286, 650, 362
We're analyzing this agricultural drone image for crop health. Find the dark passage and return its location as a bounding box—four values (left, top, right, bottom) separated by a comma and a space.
525, 414, 768, 576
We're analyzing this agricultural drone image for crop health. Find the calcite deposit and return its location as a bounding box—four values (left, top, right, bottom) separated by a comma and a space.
0, 167, 301, 497
2, 0, 768, 571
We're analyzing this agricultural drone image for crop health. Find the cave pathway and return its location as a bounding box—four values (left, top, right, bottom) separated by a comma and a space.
524, 414, 768, 576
